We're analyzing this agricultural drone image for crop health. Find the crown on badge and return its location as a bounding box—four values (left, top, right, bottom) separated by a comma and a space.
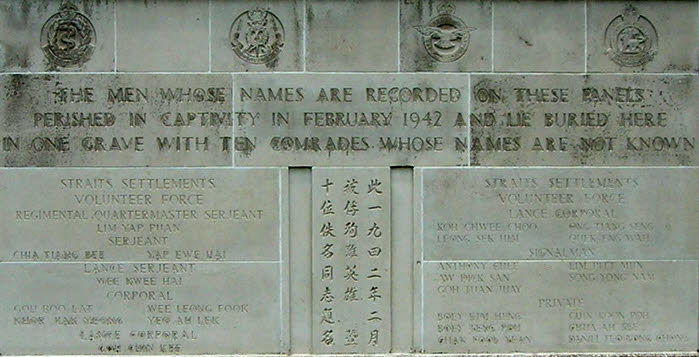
437, 1, 455, 15
621, 4, 639, 22
58, 1, 78, 12
247, 7, 269, 25
58, 1, 78, 13
57, 1, 80, 21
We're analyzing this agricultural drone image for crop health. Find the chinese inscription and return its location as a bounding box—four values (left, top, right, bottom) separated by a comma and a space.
312, 168, 391, 353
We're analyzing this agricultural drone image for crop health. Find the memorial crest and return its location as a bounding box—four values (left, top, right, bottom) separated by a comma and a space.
40, 2, 96, 67
604, 4, 658, 67
414, 2, 476, 63
230, 8, 285, 64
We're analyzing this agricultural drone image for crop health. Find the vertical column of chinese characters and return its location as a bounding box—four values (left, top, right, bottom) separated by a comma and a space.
341, 176, 361, 349
317, 175, 338, 351
363, 175, 389, 351
312, 168, 391, 354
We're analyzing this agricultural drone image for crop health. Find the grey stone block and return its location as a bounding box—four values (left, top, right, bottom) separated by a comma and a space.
586, 1, 698, 73
233, 73, 469, 166
0, 262, 286, 354
312, 168, 391, 353
116, 0, 208, 72
401, 0, 492, 72
306, 0, 399, 72
493, 0, 585, 72
0, 74, 233, 167
470, 74, 697, 166
289, 168, 313, 353
0, 1, 697, 356
211, 0, 303, 72
416, 260, 697, 353
0, 168, 286, 262
0, 0, 115, 72
418, 167, 697, 261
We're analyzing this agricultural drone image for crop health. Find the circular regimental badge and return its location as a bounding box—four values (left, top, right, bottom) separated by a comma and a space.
604, 4, 658, 67
414, 2, 476, 63
40, 2, 96, 67
230, 8, 284, 64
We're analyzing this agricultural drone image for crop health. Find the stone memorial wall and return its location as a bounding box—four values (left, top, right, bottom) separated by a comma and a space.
0, 0, 696, 356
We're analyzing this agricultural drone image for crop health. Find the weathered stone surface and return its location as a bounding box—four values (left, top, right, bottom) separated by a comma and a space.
400, 0, 491, 72
116, 0, 208, 72
0, 262, 285, 354
0, 168, 286, 262
306, 0, 398, 72
312, 168, 391, 353
211, 0, 303, 72
417, 260, 697, 353
470, 74, 697, 166
0, 0, 114, 72
493, 1, 585, 72
417, 167, 697, 261
587, 1, 698, 73
233, 73, 469, 166
0, 74, 232, 167
0, 1, 697, 356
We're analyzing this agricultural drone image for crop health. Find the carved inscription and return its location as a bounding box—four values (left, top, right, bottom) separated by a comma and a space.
420, 168, 697, 260
0, 263, 282, 354
415, 167, 698, 353
0, 168, 283, 262
0, 1, 696, 355
419, 261, 697, 353
312, 168, 391, 353
0, 168, 286, 354
470, 75, 696, 166
0, 74, 232, 167
233, 74, 468, 166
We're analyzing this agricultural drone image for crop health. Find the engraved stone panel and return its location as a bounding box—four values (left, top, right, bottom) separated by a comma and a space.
417, 260, 697, 353
0, 1, 697, 356
414, 166, 698, 354
418, 168, 697, 261
400, 0, 492, 72
0, 168, 285, 262
312, 168, 391, 353
211, 0, 303, 72
470, 74, 697, 166
493, 1, 585, 72
116, 0, 208, 72
0, 262, 285, 354
587, 1, 698, 73
0, 0, 114, 72
233, 73, 469, 166
0, 74, 232, 167
305, 0, 399, 72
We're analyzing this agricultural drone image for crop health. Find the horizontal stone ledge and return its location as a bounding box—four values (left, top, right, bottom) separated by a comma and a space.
13, 353, 687, 357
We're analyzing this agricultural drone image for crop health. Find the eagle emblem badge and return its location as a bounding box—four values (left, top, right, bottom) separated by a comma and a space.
414, 2, 476, 63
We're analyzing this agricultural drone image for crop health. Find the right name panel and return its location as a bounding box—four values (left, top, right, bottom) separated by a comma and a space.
414, 168, 698, 353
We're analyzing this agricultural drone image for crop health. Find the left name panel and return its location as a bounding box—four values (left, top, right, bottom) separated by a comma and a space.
0, 168, 288, 354
0, 74, 233, 167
